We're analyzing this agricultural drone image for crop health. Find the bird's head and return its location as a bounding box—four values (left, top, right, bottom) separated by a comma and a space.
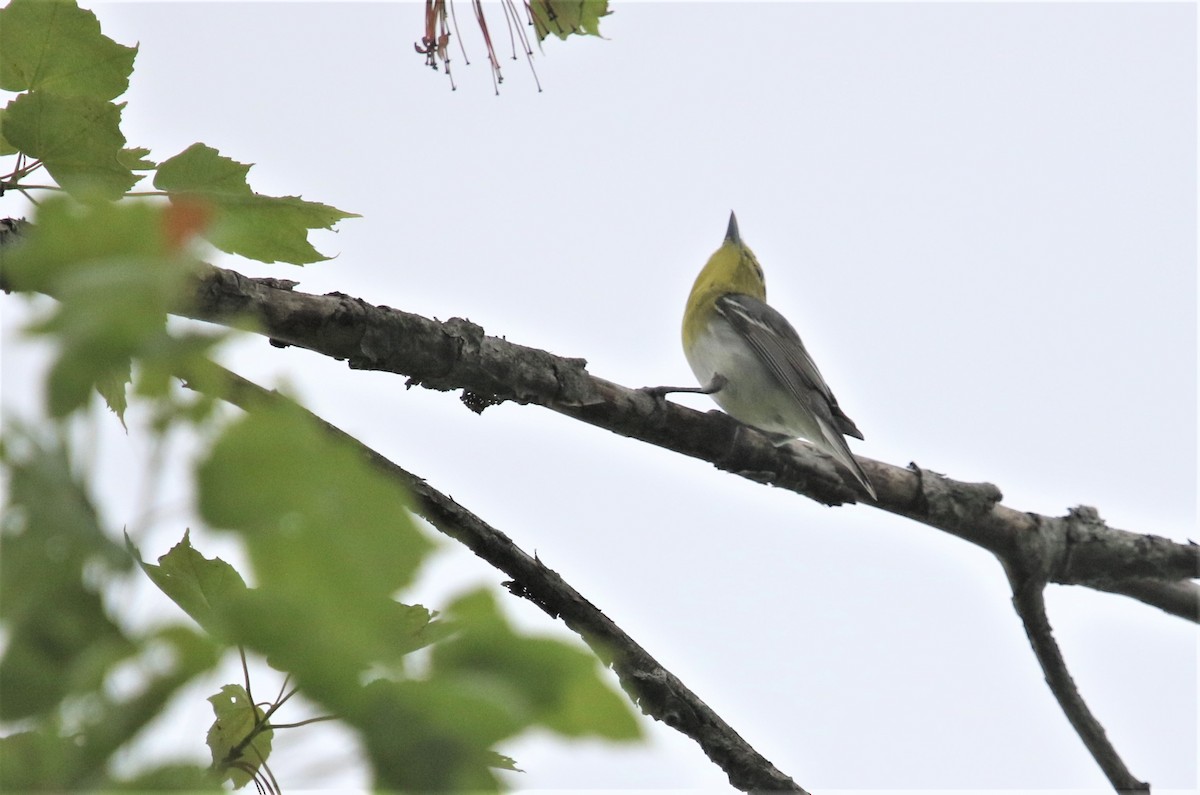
691, 211, 766, 302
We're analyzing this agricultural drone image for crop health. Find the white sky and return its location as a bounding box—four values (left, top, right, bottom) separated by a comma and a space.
1, 1, 1196, 792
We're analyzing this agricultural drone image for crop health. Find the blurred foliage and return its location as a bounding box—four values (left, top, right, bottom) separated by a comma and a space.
0, 428, 222, 790
0, 429, 136, 724
1, 197, 222, 422
0, 0, 640, 790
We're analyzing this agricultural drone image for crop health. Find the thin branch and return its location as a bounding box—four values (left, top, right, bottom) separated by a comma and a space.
176, 358, 806, 793
1007, 572, 1150, 793
271, 675, 291, 713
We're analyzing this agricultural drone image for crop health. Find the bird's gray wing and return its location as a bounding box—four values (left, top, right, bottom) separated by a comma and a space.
715, 293, 864, 440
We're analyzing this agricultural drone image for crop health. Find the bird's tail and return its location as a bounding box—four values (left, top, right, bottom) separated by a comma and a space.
815, 417, 876, 501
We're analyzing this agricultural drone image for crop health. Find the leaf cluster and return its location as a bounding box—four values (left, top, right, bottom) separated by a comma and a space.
0, 1, 640, 790
0, 0, 356, 262
0, 428, 222, 791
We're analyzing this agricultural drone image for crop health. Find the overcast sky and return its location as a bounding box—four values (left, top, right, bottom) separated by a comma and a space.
2, 1, 1196, 792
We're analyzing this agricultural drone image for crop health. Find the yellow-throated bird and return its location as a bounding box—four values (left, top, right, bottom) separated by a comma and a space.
673, 212, 875, 499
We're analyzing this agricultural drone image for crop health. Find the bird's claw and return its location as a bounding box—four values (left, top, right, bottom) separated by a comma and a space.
636, 385, 675, 413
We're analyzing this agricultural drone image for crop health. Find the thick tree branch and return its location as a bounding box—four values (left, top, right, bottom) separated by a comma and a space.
171, 264, 1198, 620
4, 245, 1193, 612
177, 359, 806, 794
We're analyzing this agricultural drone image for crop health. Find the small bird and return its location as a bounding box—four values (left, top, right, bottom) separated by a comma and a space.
672, 212, 875, 499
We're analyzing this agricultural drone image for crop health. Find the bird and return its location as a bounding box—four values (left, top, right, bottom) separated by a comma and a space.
671, 211, 875, 500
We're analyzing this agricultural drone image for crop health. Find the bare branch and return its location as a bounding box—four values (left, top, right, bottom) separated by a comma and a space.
1007, 572, 1150, 793
1089, 577, 1199, 623
173, 264, 1198, 622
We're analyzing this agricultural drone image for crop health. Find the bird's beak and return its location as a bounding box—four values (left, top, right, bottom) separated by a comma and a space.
725, 211, 741, 245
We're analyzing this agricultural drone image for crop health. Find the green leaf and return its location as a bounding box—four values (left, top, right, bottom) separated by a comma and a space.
435, 588, 641, 740
0, 730, 69, 791
0, 196, 167, 293
155, 143, 358, 264
128, 530, 249, 639
154, 142, 255, 195
119, 146, 156, 171
211, 193, 357, 265
2, 197, 218, 418
0, 0, 137, 99
529, 0, 610, 41
206, 684, 274, 789
2, 92, 138, 199
355, 678, 517, 791
131, 526, 443, 704
0, 106, 18, 156
196, 404, 437, 694
95, 359, 130, 428
197, 404, 433, 596
488, 751, 522, 772
227, 589, 441, 693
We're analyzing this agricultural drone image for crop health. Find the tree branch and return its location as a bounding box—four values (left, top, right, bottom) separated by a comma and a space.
1007, 570, 1150, 793
1090, 577, 1198, 623
169, 263, 1194, 794
174, 264, 1198, 621
177, 359, 806, 793
3, 226, 1195, 790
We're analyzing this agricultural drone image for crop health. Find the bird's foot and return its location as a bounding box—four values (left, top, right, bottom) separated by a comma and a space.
635, 385, 679, 414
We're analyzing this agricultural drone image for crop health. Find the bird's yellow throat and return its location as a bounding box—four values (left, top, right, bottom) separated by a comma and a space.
682, 238, 767, 348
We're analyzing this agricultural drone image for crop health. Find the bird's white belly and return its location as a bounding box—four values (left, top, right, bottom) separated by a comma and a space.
685, 321, 823, 443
